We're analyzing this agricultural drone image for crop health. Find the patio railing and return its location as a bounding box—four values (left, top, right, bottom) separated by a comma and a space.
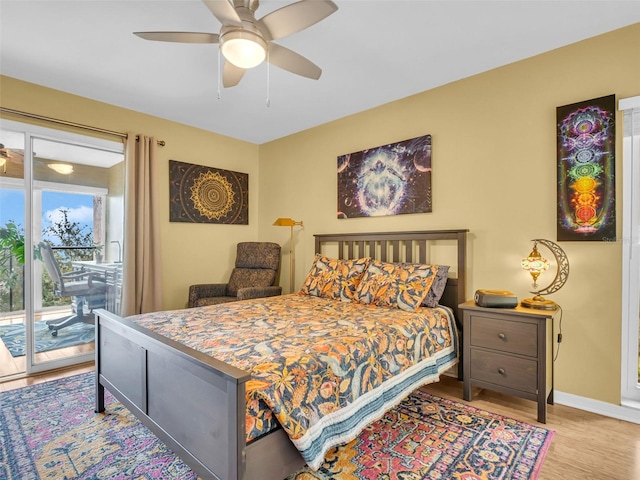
0, 245, 95, 315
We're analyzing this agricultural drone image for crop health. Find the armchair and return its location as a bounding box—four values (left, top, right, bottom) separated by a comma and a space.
40, 242, 107, 336
189, 242, 282, 307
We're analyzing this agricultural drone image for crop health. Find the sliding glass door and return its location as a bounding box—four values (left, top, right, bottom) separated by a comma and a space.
0, 130, 27, 378
621, 96, 640, 406
0, 120, 124, 379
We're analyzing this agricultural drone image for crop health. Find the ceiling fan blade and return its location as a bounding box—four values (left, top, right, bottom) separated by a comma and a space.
258, 0, 338, 41
223, 61, 246, 87
267, 43, 321, 80
0, 147, 24, 164
202, 0, 242, 26
134, 32, 219, 44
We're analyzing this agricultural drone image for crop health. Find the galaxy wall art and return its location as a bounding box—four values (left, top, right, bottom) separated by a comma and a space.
337, 134, 432, 219
556, 95, 615, 241
169, 160, 248, 224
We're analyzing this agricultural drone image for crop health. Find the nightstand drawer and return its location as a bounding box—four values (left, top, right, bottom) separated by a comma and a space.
470, 349, 538, 394
470, 315, 537, 357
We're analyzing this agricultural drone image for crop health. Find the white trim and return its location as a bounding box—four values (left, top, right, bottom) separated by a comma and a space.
620, 99, 640, 404
0, 176, 25, 188
27, 352, 95, 374
33, 180, 108, 196
32, 190, 42, 311
620, 96, 640, 111
0, 118, 123, 154
622, 399, 640, 410
1, 174, 108, 196
555, 390, 640, 425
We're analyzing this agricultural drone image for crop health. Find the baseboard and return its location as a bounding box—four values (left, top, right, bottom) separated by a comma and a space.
554, 390, 640, 425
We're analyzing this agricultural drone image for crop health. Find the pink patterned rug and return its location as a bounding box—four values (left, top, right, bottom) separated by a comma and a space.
0, 373, 553, 479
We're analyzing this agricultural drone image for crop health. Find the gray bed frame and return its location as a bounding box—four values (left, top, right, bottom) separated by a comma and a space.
95, 229, 468, 480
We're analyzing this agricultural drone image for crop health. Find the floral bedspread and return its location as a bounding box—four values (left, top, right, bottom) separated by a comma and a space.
129, 294, 458, 470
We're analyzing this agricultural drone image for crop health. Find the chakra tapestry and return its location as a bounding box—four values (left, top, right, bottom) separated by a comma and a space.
169, 160, 248, 224
557, 95, 616, 241
337, 135, 432, 219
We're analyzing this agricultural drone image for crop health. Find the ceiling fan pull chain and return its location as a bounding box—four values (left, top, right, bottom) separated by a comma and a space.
266, 49, 271, 108
217, 48, 222, 100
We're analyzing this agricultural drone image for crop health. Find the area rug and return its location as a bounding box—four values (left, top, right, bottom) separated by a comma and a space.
288, 389, 554, 480
0, 373, 554, 480
0, 320, 94, 357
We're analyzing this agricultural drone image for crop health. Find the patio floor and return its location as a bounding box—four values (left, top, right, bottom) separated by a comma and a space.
0, 307, 95, 379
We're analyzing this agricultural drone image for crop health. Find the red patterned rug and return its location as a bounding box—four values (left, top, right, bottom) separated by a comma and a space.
288, 388, 554, 480
0, 373, 553, 479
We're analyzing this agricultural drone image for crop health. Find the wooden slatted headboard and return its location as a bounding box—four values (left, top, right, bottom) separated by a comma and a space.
314, 230, 468, 321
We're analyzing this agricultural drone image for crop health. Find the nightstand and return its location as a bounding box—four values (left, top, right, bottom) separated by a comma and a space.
459, 300, 556, 423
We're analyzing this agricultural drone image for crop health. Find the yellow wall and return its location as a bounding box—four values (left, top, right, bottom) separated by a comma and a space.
259, 23, 640, 405
0, 75, 261, 310
1, 23, 638, 406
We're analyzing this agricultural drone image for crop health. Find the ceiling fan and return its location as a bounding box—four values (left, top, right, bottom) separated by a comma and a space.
0, 144, 23, 174
134, 0, 338, 88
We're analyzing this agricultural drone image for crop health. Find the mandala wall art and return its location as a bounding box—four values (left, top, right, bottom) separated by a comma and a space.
337, 134, 432, 219
556, 95, 616, 241
169, 160, 248, 224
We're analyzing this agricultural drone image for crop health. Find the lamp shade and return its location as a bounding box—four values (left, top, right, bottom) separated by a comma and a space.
273, 218, 296, 227
220, 29, 266, 69
521, 242, 549, 287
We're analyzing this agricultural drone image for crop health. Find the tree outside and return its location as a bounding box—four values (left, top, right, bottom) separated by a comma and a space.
0, 221, 27, 312
0, 209, 96, 313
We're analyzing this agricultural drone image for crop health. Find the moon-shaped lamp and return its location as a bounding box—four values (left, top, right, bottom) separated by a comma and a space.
521, 238, 569, 310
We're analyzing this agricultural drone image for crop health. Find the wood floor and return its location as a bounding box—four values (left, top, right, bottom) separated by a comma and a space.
1, 366, 639, 479
0, 362, 94, 392
422, 376, 640, 480
0, 341, 95, 378
0, 309, 95, 378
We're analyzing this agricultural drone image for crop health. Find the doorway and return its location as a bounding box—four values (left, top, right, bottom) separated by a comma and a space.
0, 120, 124, 380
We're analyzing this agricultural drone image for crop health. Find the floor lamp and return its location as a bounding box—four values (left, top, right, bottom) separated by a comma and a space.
273, 217, 303, 293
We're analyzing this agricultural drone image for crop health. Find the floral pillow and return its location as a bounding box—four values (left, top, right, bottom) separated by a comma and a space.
299, 255, 370, 302
353, 260, 439, 311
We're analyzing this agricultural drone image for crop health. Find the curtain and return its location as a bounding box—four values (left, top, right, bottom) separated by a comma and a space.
120, 134, 163, 316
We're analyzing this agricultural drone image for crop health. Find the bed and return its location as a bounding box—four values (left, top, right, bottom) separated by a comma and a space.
95, 229, 468, 480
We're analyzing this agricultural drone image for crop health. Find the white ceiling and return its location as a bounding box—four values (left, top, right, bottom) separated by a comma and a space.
1, 1, 640, 145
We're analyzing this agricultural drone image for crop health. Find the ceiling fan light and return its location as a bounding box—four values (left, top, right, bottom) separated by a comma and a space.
48, 163, 74, 175
220, 29, 266, 69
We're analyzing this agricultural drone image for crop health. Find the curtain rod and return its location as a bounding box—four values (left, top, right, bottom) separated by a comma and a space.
0, 106, 165, 146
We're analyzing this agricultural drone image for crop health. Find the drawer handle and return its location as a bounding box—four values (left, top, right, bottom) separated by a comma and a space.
498, 368, 506, 375
498, 333, 506, 340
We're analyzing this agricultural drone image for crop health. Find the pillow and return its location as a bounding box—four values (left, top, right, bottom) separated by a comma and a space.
299, 255, 370, 302
422, 265, 450, 307
392, 262, 450, 308
353, 260, 439, 311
